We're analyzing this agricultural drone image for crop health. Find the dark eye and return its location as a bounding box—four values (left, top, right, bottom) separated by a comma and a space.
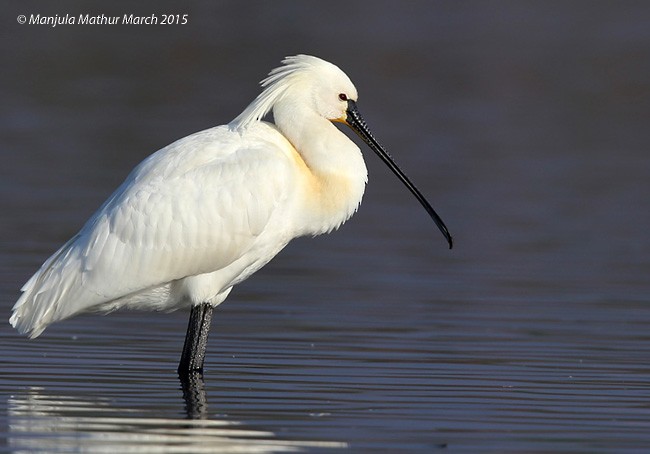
338, 93, 348, 101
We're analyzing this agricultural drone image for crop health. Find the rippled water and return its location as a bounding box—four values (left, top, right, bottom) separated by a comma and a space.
2, 1, 650, 452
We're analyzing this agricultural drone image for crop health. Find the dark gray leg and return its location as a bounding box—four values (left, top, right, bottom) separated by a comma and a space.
178, 302, 213, 376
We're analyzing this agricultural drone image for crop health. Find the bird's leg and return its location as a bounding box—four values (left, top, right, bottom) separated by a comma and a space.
178, 302, 213, 376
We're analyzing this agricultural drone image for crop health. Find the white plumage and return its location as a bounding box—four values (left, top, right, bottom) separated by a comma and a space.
10, 55, 368, 338
10, 55, 451, 365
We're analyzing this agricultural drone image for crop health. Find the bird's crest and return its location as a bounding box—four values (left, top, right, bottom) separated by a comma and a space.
230, 55, 331, 131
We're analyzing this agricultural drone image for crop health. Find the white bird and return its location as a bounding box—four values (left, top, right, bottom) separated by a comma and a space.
10, 55, 452, 375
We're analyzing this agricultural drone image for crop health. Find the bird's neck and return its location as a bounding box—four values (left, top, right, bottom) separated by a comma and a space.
274, 107, 368, 235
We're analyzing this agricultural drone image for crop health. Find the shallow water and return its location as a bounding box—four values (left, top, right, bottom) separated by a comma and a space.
2, 1, 650, 452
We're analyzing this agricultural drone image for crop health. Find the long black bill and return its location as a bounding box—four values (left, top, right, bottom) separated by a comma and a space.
345, 100, 453, 249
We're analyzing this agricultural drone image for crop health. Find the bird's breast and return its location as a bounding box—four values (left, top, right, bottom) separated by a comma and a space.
291, 152, 368, 236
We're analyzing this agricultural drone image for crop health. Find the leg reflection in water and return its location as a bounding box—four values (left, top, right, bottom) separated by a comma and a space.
179, 371, 208, 420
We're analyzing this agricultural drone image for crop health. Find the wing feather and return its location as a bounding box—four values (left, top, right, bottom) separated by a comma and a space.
11, 123, 295, 337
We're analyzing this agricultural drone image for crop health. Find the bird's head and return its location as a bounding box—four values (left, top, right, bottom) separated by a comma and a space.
232, 55, 453, 249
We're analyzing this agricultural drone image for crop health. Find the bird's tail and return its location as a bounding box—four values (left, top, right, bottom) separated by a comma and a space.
10, 236, 83, 338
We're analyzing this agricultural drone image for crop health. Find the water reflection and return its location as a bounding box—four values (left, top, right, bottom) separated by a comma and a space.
8, 382, 347, 453
180, 371, 209, 420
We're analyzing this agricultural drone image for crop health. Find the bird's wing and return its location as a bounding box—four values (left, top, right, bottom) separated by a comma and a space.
11, 124, 296, 337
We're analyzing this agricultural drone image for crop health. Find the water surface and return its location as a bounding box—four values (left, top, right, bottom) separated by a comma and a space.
2, 1, 650, 452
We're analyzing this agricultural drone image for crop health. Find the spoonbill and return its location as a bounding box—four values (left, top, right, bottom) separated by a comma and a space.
10, 55, 452, 375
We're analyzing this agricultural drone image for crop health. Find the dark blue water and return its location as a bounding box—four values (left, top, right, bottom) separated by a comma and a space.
2, 1, 650, 452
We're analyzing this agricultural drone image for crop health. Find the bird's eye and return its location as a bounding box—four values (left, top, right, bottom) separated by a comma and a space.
338, 93, 348, 101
